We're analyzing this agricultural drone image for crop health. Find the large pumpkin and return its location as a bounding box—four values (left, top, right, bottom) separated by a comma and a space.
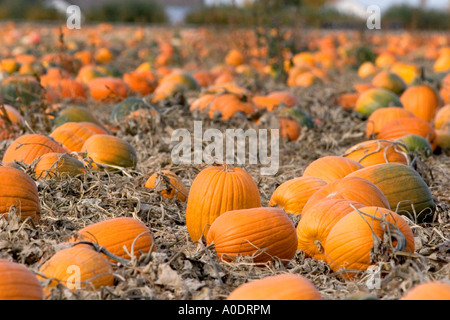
39, 244, 114, 293
0, 259, 44, 300
186, 165, 261, 242
400, 281, 450, 300
81, 135, 138, 169
296, 199, 364, 261
2, 134, 68, 165
227, 274, 322, 300
50, 122, 98, 152
302, 176, 391, 214
302, 156, 363, 184
365, 107, 415, 139
268, 176, 327, 215
71, 217, 155, 262
400, 85, 442, 122
346, 163, 435, 222
206, 207, 297, 265
324, 206, 415, 280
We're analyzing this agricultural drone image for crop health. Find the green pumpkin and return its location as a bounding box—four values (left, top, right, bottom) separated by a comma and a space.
111, 97, 153, 122
396, 134, 432, 157
355, 88, 403, 118
279, 107, 315, 128
1, 76, 42, 105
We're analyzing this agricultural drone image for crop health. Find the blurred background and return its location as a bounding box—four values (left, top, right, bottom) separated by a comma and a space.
0, 0, 449, 29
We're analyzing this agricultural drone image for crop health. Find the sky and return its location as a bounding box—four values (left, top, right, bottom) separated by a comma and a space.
204, 0, 449, 11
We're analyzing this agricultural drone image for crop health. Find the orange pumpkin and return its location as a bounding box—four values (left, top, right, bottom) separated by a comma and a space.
227, 274, 322, 300
268, 176, 327, 215
145, 170, 188, 202
434, 104, 450, 130
34, 153, 85, 180
2, 134, 68, 165
302, 156, 364, 184
186, 165, 261, 242
371, 71, 406, 95
324, 206, 415, 279
400, 281, 450, 300
71, 217, 155, 261
207, 93, 257, 120
206, 207, 298, 265
343, 140, 409, 167
400, 85, 442, 122
0, 259, 44, 300
50, 122, 97, 152
123, 70, 157, 96
88, 77, 128, 102
366, 107, 415, 138
0, 166, 40, 222
296, 199, 364, 261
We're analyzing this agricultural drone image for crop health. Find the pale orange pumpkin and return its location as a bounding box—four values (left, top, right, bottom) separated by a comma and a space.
0, 259, 44, 300
302, 156, 363, 184
400, 85, 442, 122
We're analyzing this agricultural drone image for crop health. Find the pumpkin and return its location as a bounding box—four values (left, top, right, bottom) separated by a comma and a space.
0, 166, 40, 222
152, 81, 188, 103
2, 134, 68, 165
225, 49, 244, 67
76, 65, 106, 84
377, 117, 437, 150
123, 70, 156, 96
434, 104, 450, 129
44, 79, 87, 103
81, 135, 138, 169
302, 176, 390, 214
145, 170, 188, 202
343, 140, 409, 167
279, 107, 315, 129
400, 85, 442, 122
435, 129, 450, 149
324, 206, 415, 279
365, 107, 415, 138
346, 163, 435, 222
0, 259, 44, 300
400, 281, 450, 300
111, 97, 153, 123
278, 117, 301, 141
375, 53, 396, 69
252, 96, 281, 112
395, 134, 432, 157
302, 156, 364, 184
88, 77, 128, 102
189, 94, 216, 112
159, 72, 200, 91
389, 62, 421, 85
355, 88, 403, 118
227, 274, 322, 300
207, 93, 257, 120
371, 71, 406, 95
266, 91, 298, 107
71, 217, 155, 261
268, 176, 327, 215
34, 153, 85, 180
186, 165, 261, 242
0, 104, 24, 124
50, 122, 97, 152
52, 106, 108, 133
336, 93, 359, 110
358, 61, 377, 79
0, 76, 42, 105
39, 244, 114, 292
296, 199, 364, 261
206, 207, 297, 265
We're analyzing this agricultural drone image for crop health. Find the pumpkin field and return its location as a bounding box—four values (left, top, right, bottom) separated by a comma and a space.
0, 19, 449, 301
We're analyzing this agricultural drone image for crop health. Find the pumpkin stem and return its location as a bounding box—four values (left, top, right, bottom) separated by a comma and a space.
72, 241, 131, 265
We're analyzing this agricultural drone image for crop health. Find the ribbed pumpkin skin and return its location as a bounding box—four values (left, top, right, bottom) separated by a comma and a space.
206, 207, 297, 265
0, 166, 40, 222
324, 206, 415, 279
2, 134, 68, 165
81, 135, 137, 169
39, 245, 114, 292
186, 166, 261, 242
343, 140, 409, 167
302, 156, 364, 184
50, 122, 97, 152
0, 259, 44, 300
145, 170, 188, 202
355, 88, 403, 118
400, 85, 442, 122
34, 153, 85, 180
268, 176, 327, 215
72, 217, 155, 261
346, 163, 435, 222
400, 282, 450, 300
377, 117, 437, 150
302, 176, 391, 214
296, 199, 364, 261
365, 107, 415, 138
227, 274, 322, 300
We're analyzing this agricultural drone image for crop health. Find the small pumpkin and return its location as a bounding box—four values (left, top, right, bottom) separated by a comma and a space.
395, 134, 432, 157
355, 88, 403, 118
81, 135, 138, 169
206, 207, 298, 265
400, 85, 442, 122
268, 176, 327, 215
371, 71, 406, 95
88, 77, 128, 102
302, 156, 364, 184
186, 165, 261, 242
207, 93, 257, 120
34, 153, 85, 180
434, 104, 450, 130
145, 170, 188, 202
324, 206, 415, 280
0, 259, 44, 300
227, 274, 322, 300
